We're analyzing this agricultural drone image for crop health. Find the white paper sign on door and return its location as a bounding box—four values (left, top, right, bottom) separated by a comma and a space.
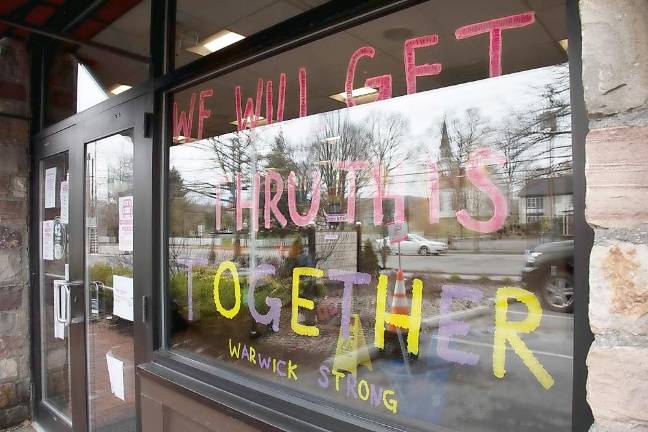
42, 220, 54, 260
44, 167, 57, 208
106, 351, 125, 400
118, 196, 134, 252
60, 181, 69, 224
112, 275, 133, 321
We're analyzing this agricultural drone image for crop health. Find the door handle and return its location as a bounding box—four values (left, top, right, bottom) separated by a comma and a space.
54, 280, 70, 325
54, 280, 85, 325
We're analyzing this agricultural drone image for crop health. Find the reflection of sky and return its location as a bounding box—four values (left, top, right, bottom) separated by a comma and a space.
77, 63, 109, 113
88, 134, 134, 202
171, 64, 570, 202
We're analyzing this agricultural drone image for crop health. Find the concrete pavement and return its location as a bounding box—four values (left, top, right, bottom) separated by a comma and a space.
384, 252, 526, 277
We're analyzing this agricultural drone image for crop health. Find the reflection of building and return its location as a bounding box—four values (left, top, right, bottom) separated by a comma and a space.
519, 175, 574, 236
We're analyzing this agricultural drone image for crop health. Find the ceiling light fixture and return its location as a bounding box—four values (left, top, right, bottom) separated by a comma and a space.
559, 39, 568, 53
329, 87, 378, 104
187, 30, 245, 56
228, 116, 267, 127
109, 84, 132, 95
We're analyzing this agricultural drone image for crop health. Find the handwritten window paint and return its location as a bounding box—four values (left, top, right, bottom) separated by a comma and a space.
167, 1, 573, 431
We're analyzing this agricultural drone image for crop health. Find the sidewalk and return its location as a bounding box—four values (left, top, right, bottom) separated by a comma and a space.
2, 425, 35, 432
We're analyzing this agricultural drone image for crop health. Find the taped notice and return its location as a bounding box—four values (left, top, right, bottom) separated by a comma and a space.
42, 220, 54, 260
118, 196, 134, 252
44, 167, 57, 208
112, 275, 133, 321
60, 181, 69, 224
106, 351, 125, 400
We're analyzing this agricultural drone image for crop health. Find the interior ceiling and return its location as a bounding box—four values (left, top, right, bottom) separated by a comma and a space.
0, 0, 567, 123
172, 0, 568, 139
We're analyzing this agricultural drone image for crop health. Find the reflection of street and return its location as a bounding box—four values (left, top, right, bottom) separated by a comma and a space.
297, 302, 573, 432
385, 252, 525, 276
421, 302, 573, 432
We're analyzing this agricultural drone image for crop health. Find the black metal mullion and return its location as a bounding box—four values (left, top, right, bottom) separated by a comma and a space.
149, 0, 173, 78
567, 0, 594, 430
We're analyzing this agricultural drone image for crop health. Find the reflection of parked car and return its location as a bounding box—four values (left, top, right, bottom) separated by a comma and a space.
375, 234, 447, 256
522, 240, 574, 313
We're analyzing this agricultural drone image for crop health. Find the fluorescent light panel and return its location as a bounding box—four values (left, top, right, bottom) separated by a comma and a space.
559, 39, 568, 52
329, 87, 378, 104
228, 116, 267, 127
110, 84, 132, 95
187, 30, 245, 56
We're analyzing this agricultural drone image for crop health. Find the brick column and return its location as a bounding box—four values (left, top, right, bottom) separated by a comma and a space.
0, 38, 31, 428
580, 0, 648, 430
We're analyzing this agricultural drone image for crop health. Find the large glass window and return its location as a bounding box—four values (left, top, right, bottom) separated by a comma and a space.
166, 2, 574, 431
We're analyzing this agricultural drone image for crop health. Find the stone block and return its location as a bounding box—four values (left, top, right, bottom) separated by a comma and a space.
11, 176, 26, 199
0, 286, 22, 311
0, 358, 17, 381
0, 40, 29, 85
0, 120, 29, 175
0, 226, 22, 250
0, 336, 25, 355
586, 126, 648, 228
0, 383, 16, 409
0, 252, 25, 286
0, 404, 28, 429
15, 380, 28, 405
581, 0, 648, 119
0, 200, 27, 225
0, 312, 17, 337
590, 241, 648, 335
587, 344, 648, 430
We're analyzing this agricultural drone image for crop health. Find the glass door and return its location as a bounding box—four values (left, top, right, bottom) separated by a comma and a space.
34, 94, 152, 432
85, 131, 136, 432
80, 93, 152, 431
35, 122, 87, 432
39, 151, 73, 429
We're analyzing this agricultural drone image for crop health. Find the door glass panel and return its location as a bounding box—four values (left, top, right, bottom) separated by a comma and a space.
85, 131, 135, 432
40, 152, 72, 419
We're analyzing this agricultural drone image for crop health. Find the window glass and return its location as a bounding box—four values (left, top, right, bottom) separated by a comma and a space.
167, 2, 574, 431
174, 0, 329, 69
45, 1, 150, 125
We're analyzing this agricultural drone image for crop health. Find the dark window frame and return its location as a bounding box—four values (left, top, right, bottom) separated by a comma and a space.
28, 0, 594, 430
152, 1, 594, 431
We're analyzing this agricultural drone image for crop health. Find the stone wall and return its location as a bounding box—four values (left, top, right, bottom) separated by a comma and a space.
580, 0, 648, 430
0, 38, 31, 428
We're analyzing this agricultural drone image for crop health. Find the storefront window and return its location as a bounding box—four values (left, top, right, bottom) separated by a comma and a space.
174, 0, 328, 69
167, 2, 573, 431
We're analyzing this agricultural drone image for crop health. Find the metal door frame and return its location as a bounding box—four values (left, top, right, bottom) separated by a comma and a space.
31, 92, 154, 432
31, 124, 85, 432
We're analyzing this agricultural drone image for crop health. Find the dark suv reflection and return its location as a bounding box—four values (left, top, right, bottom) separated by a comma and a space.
521, 240, 574, 313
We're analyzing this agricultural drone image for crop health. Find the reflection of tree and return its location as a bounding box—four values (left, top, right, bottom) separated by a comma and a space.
265, 130, 297, 232
308, 111, 369, 207
495, 65, 572, 191
366, 112, 411, 187
169, 167, 190, 236
304, 111, 412, 222
438, 109, 491, 216
208, 131, 254, 258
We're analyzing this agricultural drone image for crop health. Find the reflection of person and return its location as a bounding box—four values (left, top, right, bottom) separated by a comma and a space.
297, 246, 318, 324
297, 246, 315, 268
